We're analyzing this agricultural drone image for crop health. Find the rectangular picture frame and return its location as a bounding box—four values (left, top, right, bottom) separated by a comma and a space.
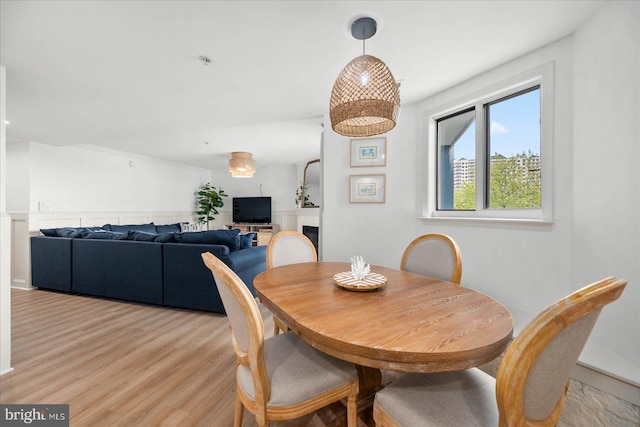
350, 137, 387, 167
349, 174, 386, 204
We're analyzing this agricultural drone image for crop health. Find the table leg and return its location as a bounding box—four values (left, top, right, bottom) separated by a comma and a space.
355, 365, 382, 426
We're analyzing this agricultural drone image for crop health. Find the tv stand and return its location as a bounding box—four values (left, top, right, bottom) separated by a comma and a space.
225, 223, 280, 246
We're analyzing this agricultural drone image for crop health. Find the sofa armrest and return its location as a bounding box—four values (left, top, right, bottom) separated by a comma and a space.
163, 243, 231, 313
163, 243, 267, 313
31, 236, 73, 292
223, 245, 267, 294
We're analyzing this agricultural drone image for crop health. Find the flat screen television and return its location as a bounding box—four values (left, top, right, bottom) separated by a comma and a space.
232, 197, 272, 224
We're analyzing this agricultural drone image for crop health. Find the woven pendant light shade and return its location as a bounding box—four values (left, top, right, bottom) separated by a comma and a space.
229, 152, 255, 178
330, 54, 401, 137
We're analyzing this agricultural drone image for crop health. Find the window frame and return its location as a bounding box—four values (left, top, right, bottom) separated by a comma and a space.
423, 62, 554, 224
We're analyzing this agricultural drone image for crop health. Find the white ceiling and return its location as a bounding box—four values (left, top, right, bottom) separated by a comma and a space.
0, 1, 603, 170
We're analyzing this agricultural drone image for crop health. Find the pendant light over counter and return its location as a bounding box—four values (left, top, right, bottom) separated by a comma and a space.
330, 17, 400, 138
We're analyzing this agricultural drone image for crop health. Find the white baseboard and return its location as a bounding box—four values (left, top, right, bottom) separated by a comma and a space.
11, 279, 29, 289
572, 362, 640, 406
0, 367, 14, 376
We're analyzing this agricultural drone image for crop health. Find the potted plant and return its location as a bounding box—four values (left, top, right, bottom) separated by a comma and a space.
295, 181, 310, 208
196, 183, 228, 230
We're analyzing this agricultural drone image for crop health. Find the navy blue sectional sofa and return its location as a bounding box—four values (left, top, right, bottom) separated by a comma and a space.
30, 223, 267, 313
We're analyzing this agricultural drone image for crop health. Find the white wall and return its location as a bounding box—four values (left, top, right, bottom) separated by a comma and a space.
211, 164, 298, 230
6, 142, 29, 212
214, 164, 297, 212
570, 0, 639, 383
1, 65, 13, 374
322, 108, 419, 264
410, 38, 575, 316
322, 2, 639, 390
6, 141, 299, 227
20, 143, 211, 213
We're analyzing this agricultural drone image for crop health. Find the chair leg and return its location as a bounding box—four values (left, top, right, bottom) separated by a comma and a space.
346, 394, 358, 427
273, 316, 289, 336
234, 392, 243, 427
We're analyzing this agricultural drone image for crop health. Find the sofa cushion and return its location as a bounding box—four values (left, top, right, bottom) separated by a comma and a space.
82, 230, 128, 240
104, 223, 157, 233
49, 227, 105, 238
155, 223, 182, 234
40, 228, 59, 237
239, 233, 256, 249
122, 230, 157, 241
56, 227, 85, 238
154, 232, 178, 243
179, 229, 241, 251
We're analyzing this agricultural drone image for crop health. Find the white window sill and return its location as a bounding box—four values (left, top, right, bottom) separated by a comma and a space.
419, 216, 554, 226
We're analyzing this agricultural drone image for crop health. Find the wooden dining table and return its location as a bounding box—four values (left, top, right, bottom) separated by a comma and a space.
253, 261, 514, 415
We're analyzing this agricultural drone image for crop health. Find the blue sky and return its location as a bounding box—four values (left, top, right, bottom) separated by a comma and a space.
454, 88, 540, 160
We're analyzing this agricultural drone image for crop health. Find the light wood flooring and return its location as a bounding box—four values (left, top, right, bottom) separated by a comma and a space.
1, 288, 362, 427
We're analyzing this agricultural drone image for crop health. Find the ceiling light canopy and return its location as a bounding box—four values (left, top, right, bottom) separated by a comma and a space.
330, 17, 400, 138
229, 152, 255, 178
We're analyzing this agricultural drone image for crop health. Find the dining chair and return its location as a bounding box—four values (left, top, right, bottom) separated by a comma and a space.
384, 233, 463, 386
266, 230, 318, 269
201, 252, 359, 427
373, 276, 627, 427
400, 233, 462, 284
266, 230, 318, 335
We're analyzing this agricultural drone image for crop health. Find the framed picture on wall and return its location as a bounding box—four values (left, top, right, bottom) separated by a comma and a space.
349, 174, 386, 203
350, 138, 386, 167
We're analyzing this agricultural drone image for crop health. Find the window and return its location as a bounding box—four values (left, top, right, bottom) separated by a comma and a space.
426, 63, 552, 222
437, 108, 476, 210
486, 88, 541, 210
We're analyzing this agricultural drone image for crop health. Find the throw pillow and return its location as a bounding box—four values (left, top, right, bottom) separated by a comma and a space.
179, 229, 241, 251
154, 232, 177, 243
82, 231, 127, 240
239, 233, 256, 249
39, 228, 58, 237
126, 231, 159, 242
155, 223, 182, 234
107, 223, 156, 233
55, 228, 84, 238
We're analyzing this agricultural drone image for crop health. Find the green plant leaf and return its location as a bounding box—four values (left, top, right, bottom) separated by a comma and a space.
195, 182, 228, 228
